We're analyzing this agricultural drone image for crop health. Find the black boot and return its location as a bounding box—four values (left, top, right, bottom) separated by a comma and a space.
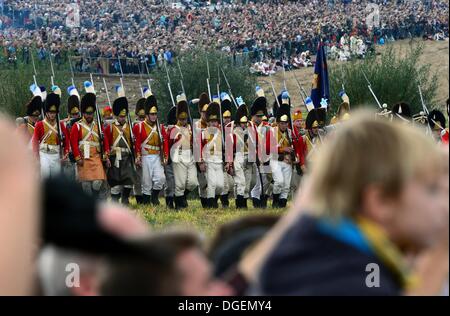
135, 195, 144, 204
165, 196, 175, 209
272, 194, 280, 208
236, 196, 242, 209
182, 190, 190, 208
174, 196, 184, 210
209, 198, 218, 209
151, 190, 161, 206
260, 195, 268, 209
121, 188, 131, 205
243, 197, 248, 209
220, 194, 229, 208
200, 197, 208, 208
252, 198, 261, 209
278, 198, 288, 208
142, 194, 152, 205
236, 195, 245, 209
111, 193, 121, 202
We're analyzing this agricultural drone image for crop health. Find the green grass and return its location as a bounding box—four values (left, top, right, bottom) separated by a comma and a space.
129, 199, 286, 237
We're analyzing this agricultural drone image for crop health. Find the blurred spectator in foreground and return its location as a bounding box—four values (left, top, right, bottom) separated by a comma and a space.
208, 215, 280, 295
240, 111, 449, 295
99, 231, 234, 296
0, 115, 40, 295
38, 176, 148, 296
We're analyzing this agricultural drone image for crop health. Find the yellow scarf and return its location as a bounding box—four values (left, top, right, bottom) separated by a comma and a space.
355, 216, 419, 291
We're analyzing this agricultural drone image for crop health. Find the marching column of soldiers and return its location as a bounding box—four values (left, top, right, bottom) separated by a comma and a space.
17, 77, 449, 210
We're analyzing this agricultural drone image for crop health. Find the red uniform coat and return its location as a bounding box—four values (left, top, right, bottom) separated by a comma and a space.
70, 118, 110, 161
133, 120, 169, 160
32, 119, 70, 156
292, 126, 307, 167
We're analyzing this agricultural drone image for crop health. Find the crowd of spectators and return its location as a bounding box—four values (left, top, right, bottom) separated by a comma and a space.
0, 0, 448, 74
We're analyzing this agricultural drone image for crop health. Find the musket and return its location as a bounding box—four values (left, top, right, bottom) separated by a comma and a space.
417, 84, 429, 115
206, 57, 212, 100
163, 61, 176, 108
269, 72, 281, 110
177, 60, 186, 95
49, 48, 55, 87
90, 73, 105, 162
49, 53, 65, 160
362, 70, 382, 109
176, 60, 193, 129
68, 55, 75, 86
292, 71, 307, 106
282, 60, 287, 91
417, 83, 433, 136
144, 60, 152, 92
30, 49, 44, 118
220, 68, 239, 109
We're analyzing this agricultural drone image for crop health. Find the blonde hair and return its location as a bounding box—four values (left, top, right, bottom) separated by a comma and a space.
307, 110, 444, 218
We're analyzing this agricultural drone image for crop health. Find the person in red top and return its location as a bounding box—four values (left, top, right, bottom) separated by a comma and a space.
250, 88, 272, 209
290, 108, 307, 195
226, 102, 254, 209
104, 86, 137, 205
70, 81, 110, 199
32, 88, 70, 178
428, 108, 449, 145
167, 94, 198, 210
133, 93, 169, 205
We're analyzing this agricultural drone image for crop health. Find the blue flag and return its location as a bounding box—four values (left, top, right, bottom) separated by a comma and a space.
310, 42, 330, 109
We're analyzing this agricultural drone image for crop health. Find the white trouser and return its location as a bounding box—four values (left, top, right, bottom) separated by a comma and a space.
40, 152, 61, 178
81, 180, 107, 199
164, 164, 175, 198
173, 159, 199, 197
222, 171, 234, 195
233, 155, 252, 198
251, 164, 270, 199
206, 161, 224, 198
197, 170, 208, 198
111, 185, 133, 195
142, 154, 166, 195
271, 160, 292, 199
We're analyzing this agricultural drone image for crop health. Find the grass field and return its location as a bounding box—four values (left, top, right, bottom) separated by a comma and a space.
129, 199, 286, 238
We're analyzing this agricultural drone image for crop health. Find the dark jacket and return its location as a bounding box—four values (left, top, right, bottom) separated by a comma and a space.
255, 215, 402, 296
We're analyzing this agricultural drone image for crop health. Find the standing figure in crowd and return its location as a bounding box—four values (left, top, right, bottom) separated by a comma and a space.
220, 92, 234, 208
228, 102, 254, 209
271, 96, 294, 208
195, 93, 211, 208
104, 85, 136, 205
132, 95, 148, 204
32, 86, 70, 178
70, 81, 110, 199
200, 100, 224, 209
134, 93, 168, 205
169, 94, 198, 210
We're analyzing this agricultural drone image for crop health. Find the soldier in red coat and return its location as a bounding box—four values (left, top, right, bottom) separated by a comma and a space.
290, 108, 307, 195
32, 87, 70, 178
70, 81, 110, 199
134, 93, 169, 205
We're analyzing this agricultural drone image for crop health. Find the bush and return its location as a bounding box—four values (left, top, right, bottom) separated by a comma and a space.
328, 44, 438, 117
0, 53, 71, 118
